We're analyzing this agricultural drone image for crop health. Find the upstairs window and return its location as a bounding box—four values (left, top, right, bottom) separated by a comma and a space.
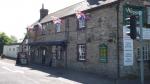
45, 22, 51, 33
41, 23, 46, 35
76, 10, 86, 29
77, 44, 86, 61
52, 16, 62, 32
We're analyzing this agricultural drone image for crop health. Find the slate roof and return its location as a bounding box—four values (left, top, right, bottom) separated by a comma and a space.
40, 0, 118, 23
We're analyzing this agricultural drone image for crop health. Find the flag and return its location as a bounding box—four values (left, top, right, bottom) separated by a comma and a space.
76, 10, 86, 20
27, 26, 35, 39
37, 23, 42, 29
51, 16, 62, 24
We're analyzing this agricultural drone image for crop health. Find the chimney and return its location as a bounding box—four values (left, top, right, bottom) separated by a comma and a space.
40, 4, 48, 21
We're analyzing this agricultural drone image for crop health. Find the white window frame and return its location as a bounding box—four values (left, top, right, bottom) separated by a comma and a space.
78, 44, 86, 61
78, 18, 86, 29
137, 43, 150, 61
56, 46, 62, 60
146, 6, 150, 24
55, 23, 61, 32
43, 49, 46, 55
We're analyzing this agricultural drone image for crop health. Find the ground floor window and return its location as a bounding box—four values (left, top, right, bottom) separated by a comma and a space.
137, 42, 150, 61
56, 46, 63, 60
77, 44, 86, 61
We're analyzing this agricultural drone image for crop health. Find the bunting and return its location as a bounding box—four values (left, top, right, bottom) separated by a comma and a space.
51, 16, 62, 24
27, 26, 35, 39
76, 10, 86, 20
75, 10, 86, 28
51, 16, 62, 32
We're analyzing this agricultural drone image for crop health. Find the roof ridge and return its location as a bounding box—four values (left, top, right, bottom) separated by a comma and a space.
49, 0, 85, 15
40, 0, 118, 23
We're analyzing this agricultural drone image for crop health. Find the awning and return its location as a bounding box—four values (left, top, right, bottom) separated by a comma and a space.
28, 40, 66, 46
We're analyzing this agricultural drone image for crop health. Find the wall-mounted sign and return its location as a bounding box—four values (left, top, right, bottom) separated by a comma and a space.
122, 4, 145, 66
99, 44, 108, 63
123, 4, 145, 25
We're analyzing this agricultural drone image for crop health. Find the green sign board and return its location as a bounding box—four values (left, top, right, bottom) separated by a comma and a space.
123, 4, 145, 25
99, 44, 108, 63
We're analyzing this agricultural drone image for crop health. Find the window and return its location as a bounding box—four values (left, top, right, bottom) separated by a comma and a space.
17, 47, 19, 52
41, 24, 46, 35
76, 11, 86, 29
55, 23, 61, 32
13, 48, 15, 51
137, 43, 150, 61
9, 48, 11, 51
77, 44, 86, 61
45, 22, 51, 33
43, 49, 46, 55
25, 39, 28, 44
146, 6, 150, 25
56, 46, 63, 60
52, 17, 62, 33
77, 16, 86, 29
77, 18, 86, 29
35, 50, 38, 56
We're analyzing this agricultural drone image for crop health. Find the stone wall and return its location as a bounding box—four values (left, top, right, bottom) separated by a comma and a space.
66, 4, 118, 78
30, 0, 150, 79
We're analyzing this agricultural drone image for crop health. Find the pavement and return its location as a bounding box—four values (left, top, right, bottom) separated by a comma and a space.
0, 58, 150, 84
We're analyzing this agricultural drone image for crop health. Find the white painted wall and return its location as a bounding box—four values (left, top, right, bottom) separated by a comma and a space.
3, 45, 20, 58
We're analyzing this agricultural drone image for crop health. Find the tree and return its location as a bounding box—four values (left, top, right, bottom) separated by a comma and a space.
10, 35, 18, 43
0, 32, 16, 54
0, 32, 12, 45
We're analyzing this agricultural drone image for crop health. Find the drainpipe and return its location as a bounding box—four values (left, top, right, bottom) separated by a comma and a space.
64, 18, 69, 68
116, 0, 121, 79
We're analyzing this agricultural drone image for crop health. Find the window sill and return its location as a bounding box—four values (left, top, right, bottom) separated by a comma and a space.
137, 59, 150, 62
77, 59, 88, 62
77, 27, 86, 31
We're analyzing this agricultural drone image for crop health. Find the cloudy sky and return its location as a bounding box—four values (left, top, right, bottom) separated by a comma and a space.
0, 0, 82, 42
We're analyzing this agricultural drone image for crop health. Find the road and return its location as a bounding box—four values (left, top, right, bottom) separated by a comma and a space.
0, 60, 83, 84
1, 59, 149, 84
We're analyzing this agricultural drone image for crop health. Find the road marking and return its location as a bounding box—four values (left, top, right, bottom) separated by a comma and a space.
2, 66, 13, 72
0, 61, 14, 66
2, 66, 24, 74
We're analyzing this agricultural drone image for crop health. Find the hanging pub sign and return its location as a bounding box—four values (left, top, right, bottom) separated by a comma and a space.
123, 4, 145, 25
99, 44, 108, 63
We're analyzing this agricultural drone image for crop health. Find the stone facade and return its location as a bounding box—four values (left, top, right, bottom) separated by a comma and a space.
119, 0, 150, 78
27, 0, 150, 79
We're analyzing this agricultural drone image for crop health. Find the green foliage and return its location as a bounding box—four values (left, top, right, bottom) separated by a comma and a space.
0, 32, 12, 45
10, 35, 18, 43
0, 32, 18, 54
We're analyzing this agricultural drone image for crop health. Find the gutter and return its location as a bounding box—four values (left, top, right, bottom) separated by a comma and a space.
116, 0, 121, 79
